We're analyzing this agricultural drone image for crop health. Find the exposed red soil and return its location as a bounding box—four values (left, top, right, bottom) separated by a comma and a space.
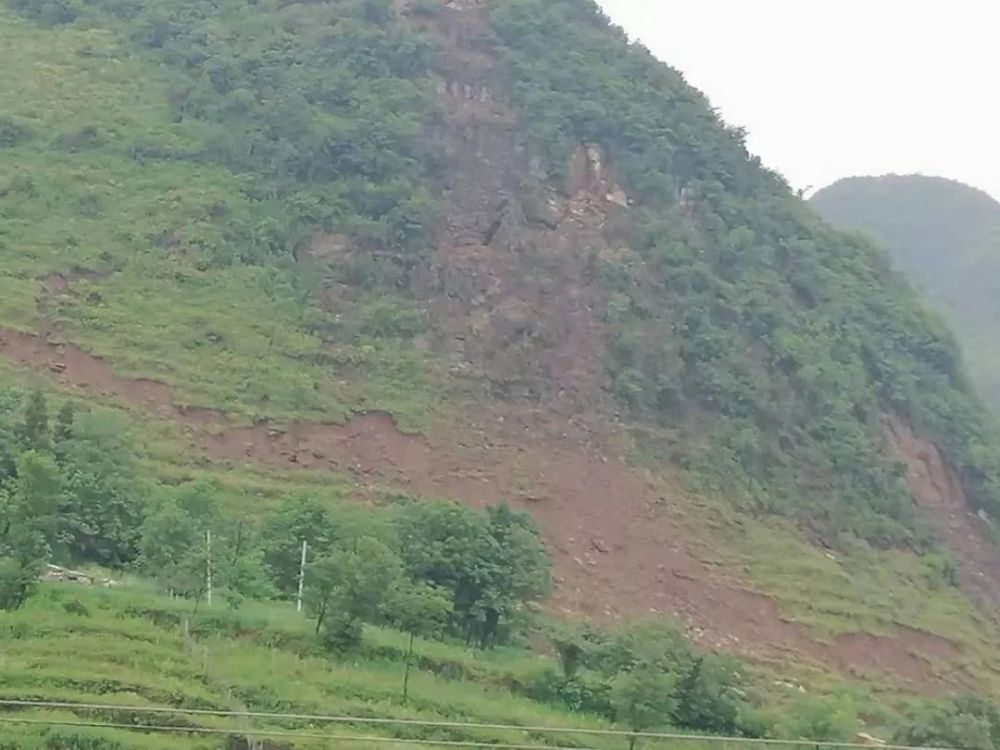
885, 414, 1000, 604
0, 326, 977, 693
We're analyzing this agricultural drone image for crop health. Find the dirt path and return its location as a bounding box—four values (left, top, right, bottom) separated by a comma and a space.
0, 327, 974, 692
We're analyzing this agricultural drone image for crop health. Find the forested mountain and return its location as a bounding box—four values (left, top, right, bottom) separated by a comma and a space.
812, 175, 1000, 408
1, 0, 999, 745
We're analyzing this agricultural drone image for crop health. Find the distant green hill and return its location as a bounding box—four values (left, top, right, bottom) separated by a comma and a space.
812, 175, 1000, 407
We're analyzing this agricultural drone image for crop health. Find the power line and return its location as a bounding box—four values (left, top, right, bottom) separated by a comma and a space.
0, 717, 591, 749
0, 700, 960, 750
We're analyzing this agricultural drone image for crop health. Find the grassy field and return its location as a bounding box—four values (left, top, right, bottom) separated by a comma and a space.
677, 499, 1000, 698
0, 583, 673, 750
0, 8, 439, 429
2, 581, 950, 750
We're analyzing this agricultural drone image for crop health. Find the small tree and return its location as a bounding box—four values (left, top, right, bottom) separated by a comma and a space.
0, 524, 48, 611
777, 694, 859, 743
673, 654, 743, 733
385, 581, 452, 701
550, 621, 605, 679
307, 536, 402, 651
60, 411, 142, 566
261, 495, 337, 596
138, 500, 208, 601
17, 390, 50, 452
11, 450, 65, 555
894, 697, 999, 750
52, 401, 76, 462
611, 663, 679, 749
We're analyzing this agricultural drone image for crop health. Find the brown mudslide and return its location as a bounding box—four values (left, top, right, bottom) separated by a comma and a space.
0, 327, 971, 692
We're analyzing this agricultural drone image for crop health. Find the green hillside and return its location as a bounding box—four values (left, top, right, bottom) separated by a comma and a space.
1, 0, 1000, 746
811, 175, 1000, 408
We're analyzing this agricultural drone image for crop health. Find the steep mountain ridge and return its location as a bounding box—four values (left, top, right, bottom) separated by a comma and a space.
811, 175, 1000, 408
0, 0, 999, 698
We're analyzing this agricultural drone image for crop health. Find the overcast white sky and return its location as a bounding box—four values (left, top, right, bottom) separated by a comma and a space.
595, 0, 1000, 201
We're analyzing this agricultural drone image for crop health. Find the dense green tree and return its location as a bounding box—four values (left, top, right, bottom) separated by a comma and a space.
138, 492, 213, 600
261, 495, 396, 596
611, 663, 678, 743
17, 390, 49, 452
396, 501, 550, 647
0, 391, 24, 482
59, 411, 142, 566
307, 535, 403, 651
10, 450, 64, 553
52, 401, 75, 462
776, 694, 859, 743
260, 495, 338, 595
0, 484, 50, 612
673, 655, 743, 734
894, 697, 1000, 750
473, 504, 552, 647
0, 450, 64, 609
0, 526, 47, 611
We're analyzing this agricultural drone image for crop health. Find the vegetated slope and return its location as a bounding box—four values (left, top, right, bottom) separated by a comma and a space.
811, 175, 1000, 408
0, 0, 999, 697
0, 585, 649, 750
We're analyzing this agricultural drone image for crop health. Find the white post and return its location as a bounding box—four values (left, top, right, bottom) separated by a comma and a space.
296, 540, 308, 613
206, 529, 213, 607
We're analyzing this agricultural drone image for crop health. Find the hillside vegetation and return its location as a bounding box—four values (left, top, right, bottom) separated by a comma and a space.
491, 0, 1000, 544
2, 0, 999, 536
1, 0, 1000, 745
811, 175, 1000, 408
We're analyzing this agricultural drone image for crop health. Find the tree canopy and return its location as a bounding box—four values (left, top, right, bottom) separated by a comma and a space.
812, 175, 1000, 409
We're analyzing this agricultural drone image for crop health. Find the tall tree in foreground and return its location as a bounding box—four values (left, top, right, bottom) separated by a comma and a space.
385, 580, 452, 702
0, 451, 64, 610
308, 535, 403, 651
396, 500, 551, 647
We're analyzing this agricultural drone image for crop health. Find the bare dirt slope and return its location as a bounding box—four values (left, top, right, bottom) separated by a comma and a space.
885, 414, 1000, 604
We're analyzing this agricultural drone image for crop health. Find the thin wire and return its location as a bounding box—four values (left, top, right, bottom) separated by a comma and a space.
0, 716, 593, 749
0, 699, 959, 750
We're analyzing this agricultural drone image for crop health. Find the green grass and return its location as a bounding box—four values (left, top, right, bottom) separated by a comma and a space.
0, 8, 439, 429
688, 505, 1000, 697
0, 585, 629, 750
0, 583, 922, 750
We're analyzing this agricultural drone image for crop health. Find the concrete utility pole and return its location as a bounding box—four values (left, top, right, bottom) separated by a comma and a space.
296, 540, 308, 613
206, 529, 213, 607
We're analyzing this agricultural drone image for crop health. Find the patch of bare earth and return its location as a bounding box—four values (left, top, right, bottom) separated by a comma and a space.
0, 326, 978, 693
885, 413, 1000, 604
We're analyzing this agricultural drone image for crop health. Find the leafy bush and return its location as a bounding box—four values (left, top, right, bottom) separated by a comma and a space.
895, 696, 1000, 750
534, 620, 752, 735
775, 694, 859, 742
